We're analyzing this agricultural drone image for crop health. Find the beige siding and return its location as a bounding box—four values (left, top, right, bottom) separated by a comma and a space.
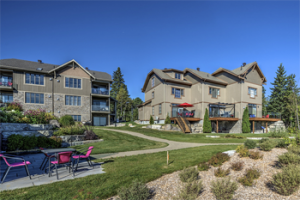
214, 72, 240, 84
59, 64, 90, 79
184, 72, 200, 84
245, 68, 262, 85
145, 74, 162, 92
226, 82, 241, 103
203, 82, 226, 103
53, 75, 91, 96
242, 82, 262, 105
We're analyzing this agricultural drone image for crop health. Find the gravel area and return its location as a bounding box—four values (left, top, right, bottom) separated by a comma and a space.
108, 148, 300, 200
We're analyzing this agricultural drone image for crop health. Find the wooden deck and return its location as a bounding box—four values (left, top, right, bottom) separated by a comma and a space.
249, 118, 281, 122
209, 117, 239, 121
170, 117, 201, 122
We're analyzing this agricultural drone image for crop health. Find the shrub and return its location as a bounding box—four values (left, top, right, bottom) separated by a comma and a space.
271, 164, 300, 196
165, 113, 171, 124
242, 107, 251, 133
238, 168, 260, 186
270, 131, 288, 138
7, 134, 24, 151
179, 167, 199, 183
259, 138, 269, 143
0, 110, 24, 123
208, 153, 230, 167
259, 140, 277, 151
236, 145, 249, 157
235, 145, 245, 153
214, 167, 230, 177
231, 162, 244, 171
21, 136, 38, 150
275, 139, 288, 148
175, 181, 203, 200
6, 102, 23, 111
117, 180, 150, 200
288, 145, 300, 154
198, 162, 210, 171
84, 126, 99, 140
59, 115, 75, 127
237, 136, 245, 139
211, 178, 238, 200
244, 140, 257, 149
278, 152, 300, 165
24, 109, 56, 124
54, 123, 86, 136
203, 108, 212, 133
49, 136, 62, 148
225, 134, 236, 138
249, 151, 263, 160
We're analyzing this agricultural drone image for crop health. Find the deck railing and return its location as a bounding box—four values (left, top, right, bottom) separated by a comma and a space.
209, 111, 239, 118
91, 88, 109, 95
170, 111, 201, 118
0, 81, 13, 87
249, 111, 281, 119
91, 105, 109, 112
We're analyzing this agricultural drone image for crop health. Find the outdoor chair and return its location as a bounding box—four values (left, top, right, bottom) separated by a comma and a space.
39, 147, 54, 171
47, 151, 74, 180
0, 154, 31, 184
73, 146, 94, 171
266, 114, 269, 118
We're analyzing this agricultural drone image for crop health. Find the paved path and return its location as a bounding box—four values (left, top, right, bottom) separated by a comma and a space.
92, 129, 241, 159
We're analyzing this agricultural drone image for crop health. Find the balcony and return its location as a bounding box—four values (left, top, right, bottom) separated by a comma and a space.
169, 110, 201, 122
249, 111, 281, 121
0, 81, 13, 91
91, 88, 109, 96
91, 105, 110, 112
209, 103, 239, 121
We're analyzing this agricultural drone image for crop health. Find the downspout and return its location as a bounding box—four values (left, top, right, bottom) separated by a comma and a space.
52, 71, 55, 114
164, 80, 166, 121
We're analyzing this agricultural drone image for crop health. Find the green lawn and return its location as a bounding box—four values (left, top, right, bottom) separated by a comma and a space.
71, 128, 168, 155
0, 145, 237, 199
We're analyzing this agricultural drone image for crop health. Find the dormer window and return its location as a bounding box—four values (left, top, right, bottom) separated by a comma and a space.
151, 77, 155, 87
175, 73, 181, 79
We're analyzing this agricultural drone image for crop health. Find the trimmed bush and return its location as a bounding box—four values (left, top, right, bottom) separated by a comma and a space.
117, 180, 150, 200
272, 164, 300, 196
208, 153, 230, 167
203, 108, 212, 133
211, 178, 238, 200
198, 162, 210, 171
165, 113, 171, 124
259, 138, 269, 143
238, 168, 260, 186
288, 146, 300, 154
22, 136, 38, 150
214, 167, 230, 177
242, 107, 251, 133
270, 131, 288, 138
176, 181, 203, 200
278, 152, 300, 165
231, 162, 244, 171
236, 145, 249, 157
244, 140, 257, 149
275, 139, 288, 148
7, 134, 24, 151
59, 115, 75, 127
150, 115, 154, 125
259, 140, 277, 151
249, 151, 263, 160
179, 167, 199, 183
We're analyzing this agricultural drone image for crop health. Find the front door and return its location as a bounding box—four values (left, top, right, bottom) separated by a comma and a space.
93, 116, 107, 126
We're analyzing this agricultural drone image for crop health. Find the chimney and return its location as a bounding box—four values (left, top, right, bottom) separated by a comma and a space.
164, 68, 167, 70
38, 60, 42, 64
197, 67, 200, 71
243, 62, 246, 67
85, 67, 89, 70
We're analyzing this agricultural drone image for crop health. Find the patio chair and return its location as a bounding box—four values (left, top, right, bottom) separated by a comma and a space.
47, 151, 74, 180
73, 146, 94, 171
0, 154, 31, 184
39, 147, 53, 171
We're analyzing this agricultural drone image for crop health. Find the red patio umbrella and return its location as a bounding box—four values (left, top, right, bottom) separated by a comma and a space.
178, 102, 193, 107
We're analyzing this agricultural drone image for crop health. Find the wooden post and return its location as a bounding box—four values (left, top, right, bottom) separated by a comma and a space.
167, 151, 169, 165
266, 122, 268, 133
216, 120, 219, 133
253, 121, 255, 134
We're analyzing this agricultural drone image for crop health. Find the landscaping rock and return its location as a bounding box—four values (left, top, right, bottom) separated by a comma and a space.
164, 124, 172, 131
142, 126, 147, 128
206, 135, 220, 138
128, 123, 132, 126
171, 127, 181, 131
152, 125, 162, 130
147, 125, 152, 129
222, 150, 236, 156
49, 120, 60, 128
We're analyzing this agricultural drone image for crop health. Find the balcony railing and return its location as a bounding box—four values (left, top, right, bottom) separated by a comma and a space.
171, 111, 201, 118
92, 105, 109, 112
92, 88, 109, 95
0, 82, 13, 87
209, 112, 236, 118
249, 111, 281, 119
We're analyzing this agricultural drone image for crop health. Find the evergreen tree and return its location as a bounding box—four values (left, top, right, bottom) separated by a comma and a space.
165, 113, 171, 124
132, 97, 143, 121
111, 67, 128, 99
203, 108, 212, 133
242, 107, 251, 133
150, 115, 154, 124
116, 85, 130, 120
268, 64, 288, 123
262, 86, 268, 114
286, 74, 300, 127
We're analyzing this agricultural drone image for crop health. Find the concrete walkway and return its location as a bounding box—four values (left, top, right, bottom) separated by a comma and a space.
92, 129, 241, 159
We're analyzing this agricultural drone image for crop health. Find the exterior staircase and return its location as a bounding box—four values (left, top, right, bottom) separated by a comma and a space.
175, 116, 191, 133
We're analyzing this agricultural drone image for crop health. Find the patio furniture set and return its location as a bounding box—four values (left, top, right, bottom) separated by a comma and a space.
0, 146, 94, 184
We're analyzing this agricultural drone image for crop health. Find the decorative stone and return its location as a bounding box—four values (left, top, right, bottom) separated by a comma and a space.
164, 124, 173, 131
49, 120, 60, 128
206, 135, 220, 138
152, 125, 162, 130
222, 150, 236, 157
142, 126, 147, 128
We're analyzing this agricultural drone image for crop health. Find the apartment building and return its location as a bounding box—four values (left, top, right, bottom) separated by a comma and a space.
138, 62, 281, 133
0, 59, 116, 126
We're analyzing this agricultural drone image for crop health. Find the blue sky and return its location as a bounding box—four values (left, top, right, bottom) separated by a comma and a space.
1, 1, 299, 101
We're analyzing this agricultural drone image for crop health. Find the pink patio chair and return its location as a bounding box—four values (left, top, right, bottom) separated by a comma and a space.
0, 154, 31, 184
47, 151, 74, 180
73, 146, 94, 171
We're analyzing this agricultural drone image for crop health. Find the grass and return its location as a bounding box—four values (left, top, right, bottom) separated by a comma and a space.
0, 145, 237, 200
71, 128, 168, 155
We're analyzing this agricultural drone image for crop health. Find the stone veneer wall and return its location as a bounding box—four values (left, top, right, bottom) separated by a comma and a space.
13, 91, 91, 122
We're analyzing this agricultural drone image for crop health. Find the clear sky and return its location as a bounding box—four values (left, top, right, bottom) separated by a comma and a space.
1, 1, 299, 101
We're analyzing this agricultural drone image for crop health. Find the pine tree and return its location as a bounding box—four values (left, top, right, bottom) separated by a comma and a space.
111, 67, 128, 99
268, 64, 288, 123
203, 108, 212, 133
116, 85, 130, 120
132, 97, 143, 121
286, 74, 300, 127
242, 107, 251, 133
165, 113, 171, 124
150, 115, 154, 124
262, 86, 268, 114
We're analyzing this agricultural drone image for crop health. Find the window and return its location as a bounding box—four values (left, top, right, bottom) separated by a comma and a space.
152, 106, 154, 115
0, 75, 12, 86
0, 92, 13, 103
209, 87, 220, 98
71, 115, 81, 121
248, 87, 257, 98
175, 73, 181, 79
151, 77, 155, 87
248, 104, 257, 116
25, 73, 44, 85
159, 104, 162, 114
172, 87, 184, 98
172, 88, 175, 94
25, 93, 44, 104
65, 77, 81, 89
152, 91, 154, 99
65, 95, 81, 106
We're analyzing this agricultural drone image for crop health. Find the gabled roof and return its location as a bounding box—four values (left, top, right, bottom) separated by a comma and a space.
184, 68, 228, 85
141, 68, 192, 92
137, 99, 152, 108
231, 62, 267, 83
